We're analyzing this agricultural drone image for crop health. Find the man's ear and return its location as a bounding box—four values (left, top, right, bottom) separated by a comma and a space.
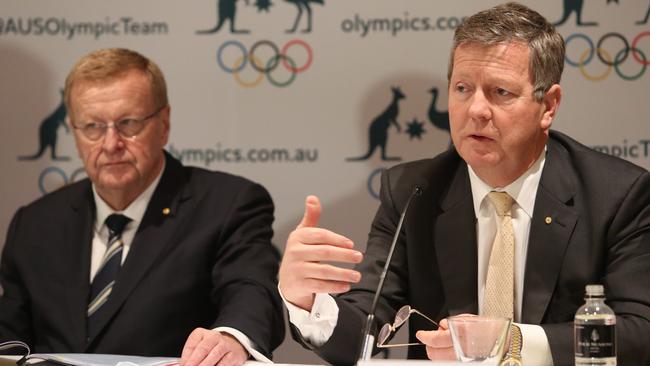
159, 105, 171, 145
540, 84, 562, 130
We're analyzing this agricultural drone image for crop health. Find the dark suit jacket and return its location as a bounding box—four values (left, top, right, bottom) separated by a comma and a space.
0, 152, 284, 358
294, 131, 650, 365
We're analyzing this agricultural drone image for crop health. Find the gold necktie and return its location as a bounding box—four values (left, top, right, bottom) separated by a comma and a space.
483, 191, 515, 320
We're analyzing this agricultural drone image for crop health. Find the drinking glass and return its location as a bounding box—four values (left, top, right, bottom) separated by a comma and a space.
447, 315, 511, 364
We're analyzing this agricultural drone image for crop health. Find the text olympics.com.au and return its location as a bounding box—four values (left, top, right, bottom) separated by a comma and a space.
341, 13, 467, 37
167, 144, 319, 166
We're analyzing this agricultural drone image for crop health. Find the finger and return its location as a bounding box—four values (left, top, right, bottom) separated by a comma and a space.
417, 329, 456, 361
291, 227, 354, 248
439, 318, 449, 330
215, 342, 248, 366
302, 262, 361, 283
296, 195, 321, 229
214, 352, 233, 366
181, 328, 207, 365
197, 343, 228, 366
292, 242, 362, 263
215, 351, 245, 366
416, 329, 453, 348
425, 344, 456, 361
184, 334, 221, 366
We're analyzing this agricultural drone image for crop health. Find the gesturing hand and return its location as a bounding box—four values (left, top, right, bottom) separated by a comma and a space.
279, 195, 363, 311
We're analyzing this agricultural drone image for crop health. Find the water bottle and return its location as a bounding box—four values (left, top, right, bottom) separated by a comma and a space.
574, 284, 616, 366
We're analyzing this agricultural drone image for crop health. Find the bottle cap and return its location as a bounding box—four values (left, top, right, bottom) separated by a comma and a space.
585, 284, 604, 296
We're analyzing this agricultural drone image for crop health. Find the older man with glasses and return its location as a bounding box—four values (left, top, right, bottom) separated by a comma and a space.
0, 48, 284, 366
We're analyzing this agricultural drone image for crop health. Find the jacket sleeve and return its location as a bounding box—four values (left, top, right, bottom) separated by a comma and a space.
207, 182, 285, 358
0, 207, 35, 349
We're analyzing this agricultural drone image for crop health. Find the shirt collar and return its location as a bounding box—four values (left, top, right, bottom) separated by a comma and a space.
93, 159, 166, 233
468, 146, 546, 218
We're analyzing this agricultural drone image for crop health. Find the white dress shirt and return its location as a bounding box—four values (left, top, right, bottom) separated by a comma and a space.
282, 149, 553, 366
90, 160, 270, 362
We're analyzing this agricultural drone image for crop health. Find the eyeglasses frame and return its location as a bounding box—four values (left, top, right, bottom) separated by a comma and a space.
71, 105, 166, 141
376, 305, 439, 348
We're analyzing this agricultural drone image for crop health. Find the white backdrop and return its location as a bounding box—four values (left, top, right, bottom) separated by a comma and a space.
1, 0, 649, 363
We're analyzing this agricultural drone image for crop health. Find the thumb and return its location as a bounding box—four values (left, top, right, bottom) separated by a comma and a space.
297, 195, 321, 229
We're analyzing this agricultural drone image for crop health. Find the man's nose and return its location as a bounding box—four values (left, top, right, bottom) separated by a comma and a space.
467, 90, 492, 122
101, 124, 125, 152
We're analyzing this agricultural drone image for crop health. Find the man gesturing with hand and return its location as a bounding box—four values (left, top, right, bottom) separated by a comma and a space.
279, 4, 650, 366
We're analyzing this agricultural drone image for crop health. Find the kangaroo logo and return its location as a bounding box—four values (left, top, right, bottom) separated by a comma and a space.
196, 0, 252, 34
347, 87, 404, 162
196, 0, 324, 34
554, 0, 620, 27
285, 0, 324, 33
18, 90, 69, 161
554, 0, 597, 26
638, 1, 650, 25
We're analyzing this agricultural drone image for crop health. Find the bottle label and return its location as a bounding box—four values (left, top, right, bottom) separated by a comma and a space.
575, 324, 616, 358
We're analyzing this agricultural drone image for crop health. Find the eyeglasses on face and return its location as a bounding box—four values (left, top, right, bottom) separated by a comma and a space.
376, 305, 439, 348
72, 106, 165, 141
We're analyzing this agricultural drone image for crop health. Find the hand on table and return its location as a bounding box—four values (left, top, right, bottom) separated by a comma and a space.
416, 318, 456, 361
279, 195, 363, 311
180, 328, 248, 366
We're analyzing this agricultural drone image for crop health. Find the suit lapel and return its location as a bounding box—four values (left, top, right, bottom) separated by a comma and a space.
86, 153, 191, 345
64, 181, 95, 351
434, 164, 479, 315
521, 139, 579, 324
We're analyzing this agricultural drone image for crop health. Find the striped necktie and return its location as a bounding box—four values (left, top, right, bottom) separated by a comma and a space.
87, 214, 131, 335
482, 191, 515, 320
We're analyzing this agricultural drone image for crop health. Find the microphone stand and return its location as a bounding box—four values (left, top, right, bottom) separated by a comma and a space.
358, 185, 423, 362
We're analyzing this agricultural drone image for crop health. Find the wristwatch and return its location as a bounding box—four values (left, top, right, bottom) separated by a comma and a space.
501, 324, 523, 366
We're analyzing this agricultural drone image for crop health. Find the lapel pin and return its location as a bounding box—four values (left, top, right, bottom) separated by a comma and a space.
162, 207, 170, 215
545, 216, 552, 224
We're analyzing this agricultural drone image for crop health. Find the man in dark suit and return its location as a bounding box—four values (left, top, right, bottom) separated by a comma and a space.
0, 48, 284, 366
278, 3, 650, 366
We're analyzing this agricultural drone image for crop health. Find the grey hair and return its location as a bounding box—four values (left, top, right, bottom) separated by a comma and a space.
448, 2, 565, 101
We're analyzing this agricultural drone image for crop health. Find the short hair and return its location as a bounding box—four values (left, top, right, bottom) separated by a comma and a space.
448, 2, 565, 101
64, 48, 168, 118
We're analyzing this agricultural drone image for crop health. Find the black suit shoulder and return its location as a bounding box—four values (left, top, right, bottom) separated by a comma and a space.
15, 178, 92, 219
549, 129, 647, 178
180, 164, 272, 201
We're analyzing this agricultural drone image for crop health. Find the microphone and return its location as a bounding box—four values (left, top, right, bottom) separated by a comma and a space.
358, 182, 427, 362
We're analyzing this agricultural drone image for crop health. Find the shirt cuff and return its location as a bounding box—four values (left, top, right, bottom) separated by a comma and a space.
214, 327, 272, 363
517, 323, 554, 366
278, 285, 339, 347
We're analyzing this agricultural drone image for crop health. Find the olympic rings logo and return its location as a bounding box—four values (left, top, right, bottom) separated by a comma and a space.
367, 167, 385, 200
216, 39, 313, 88
564, 31, 649, 81
38, 166, 86, 195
